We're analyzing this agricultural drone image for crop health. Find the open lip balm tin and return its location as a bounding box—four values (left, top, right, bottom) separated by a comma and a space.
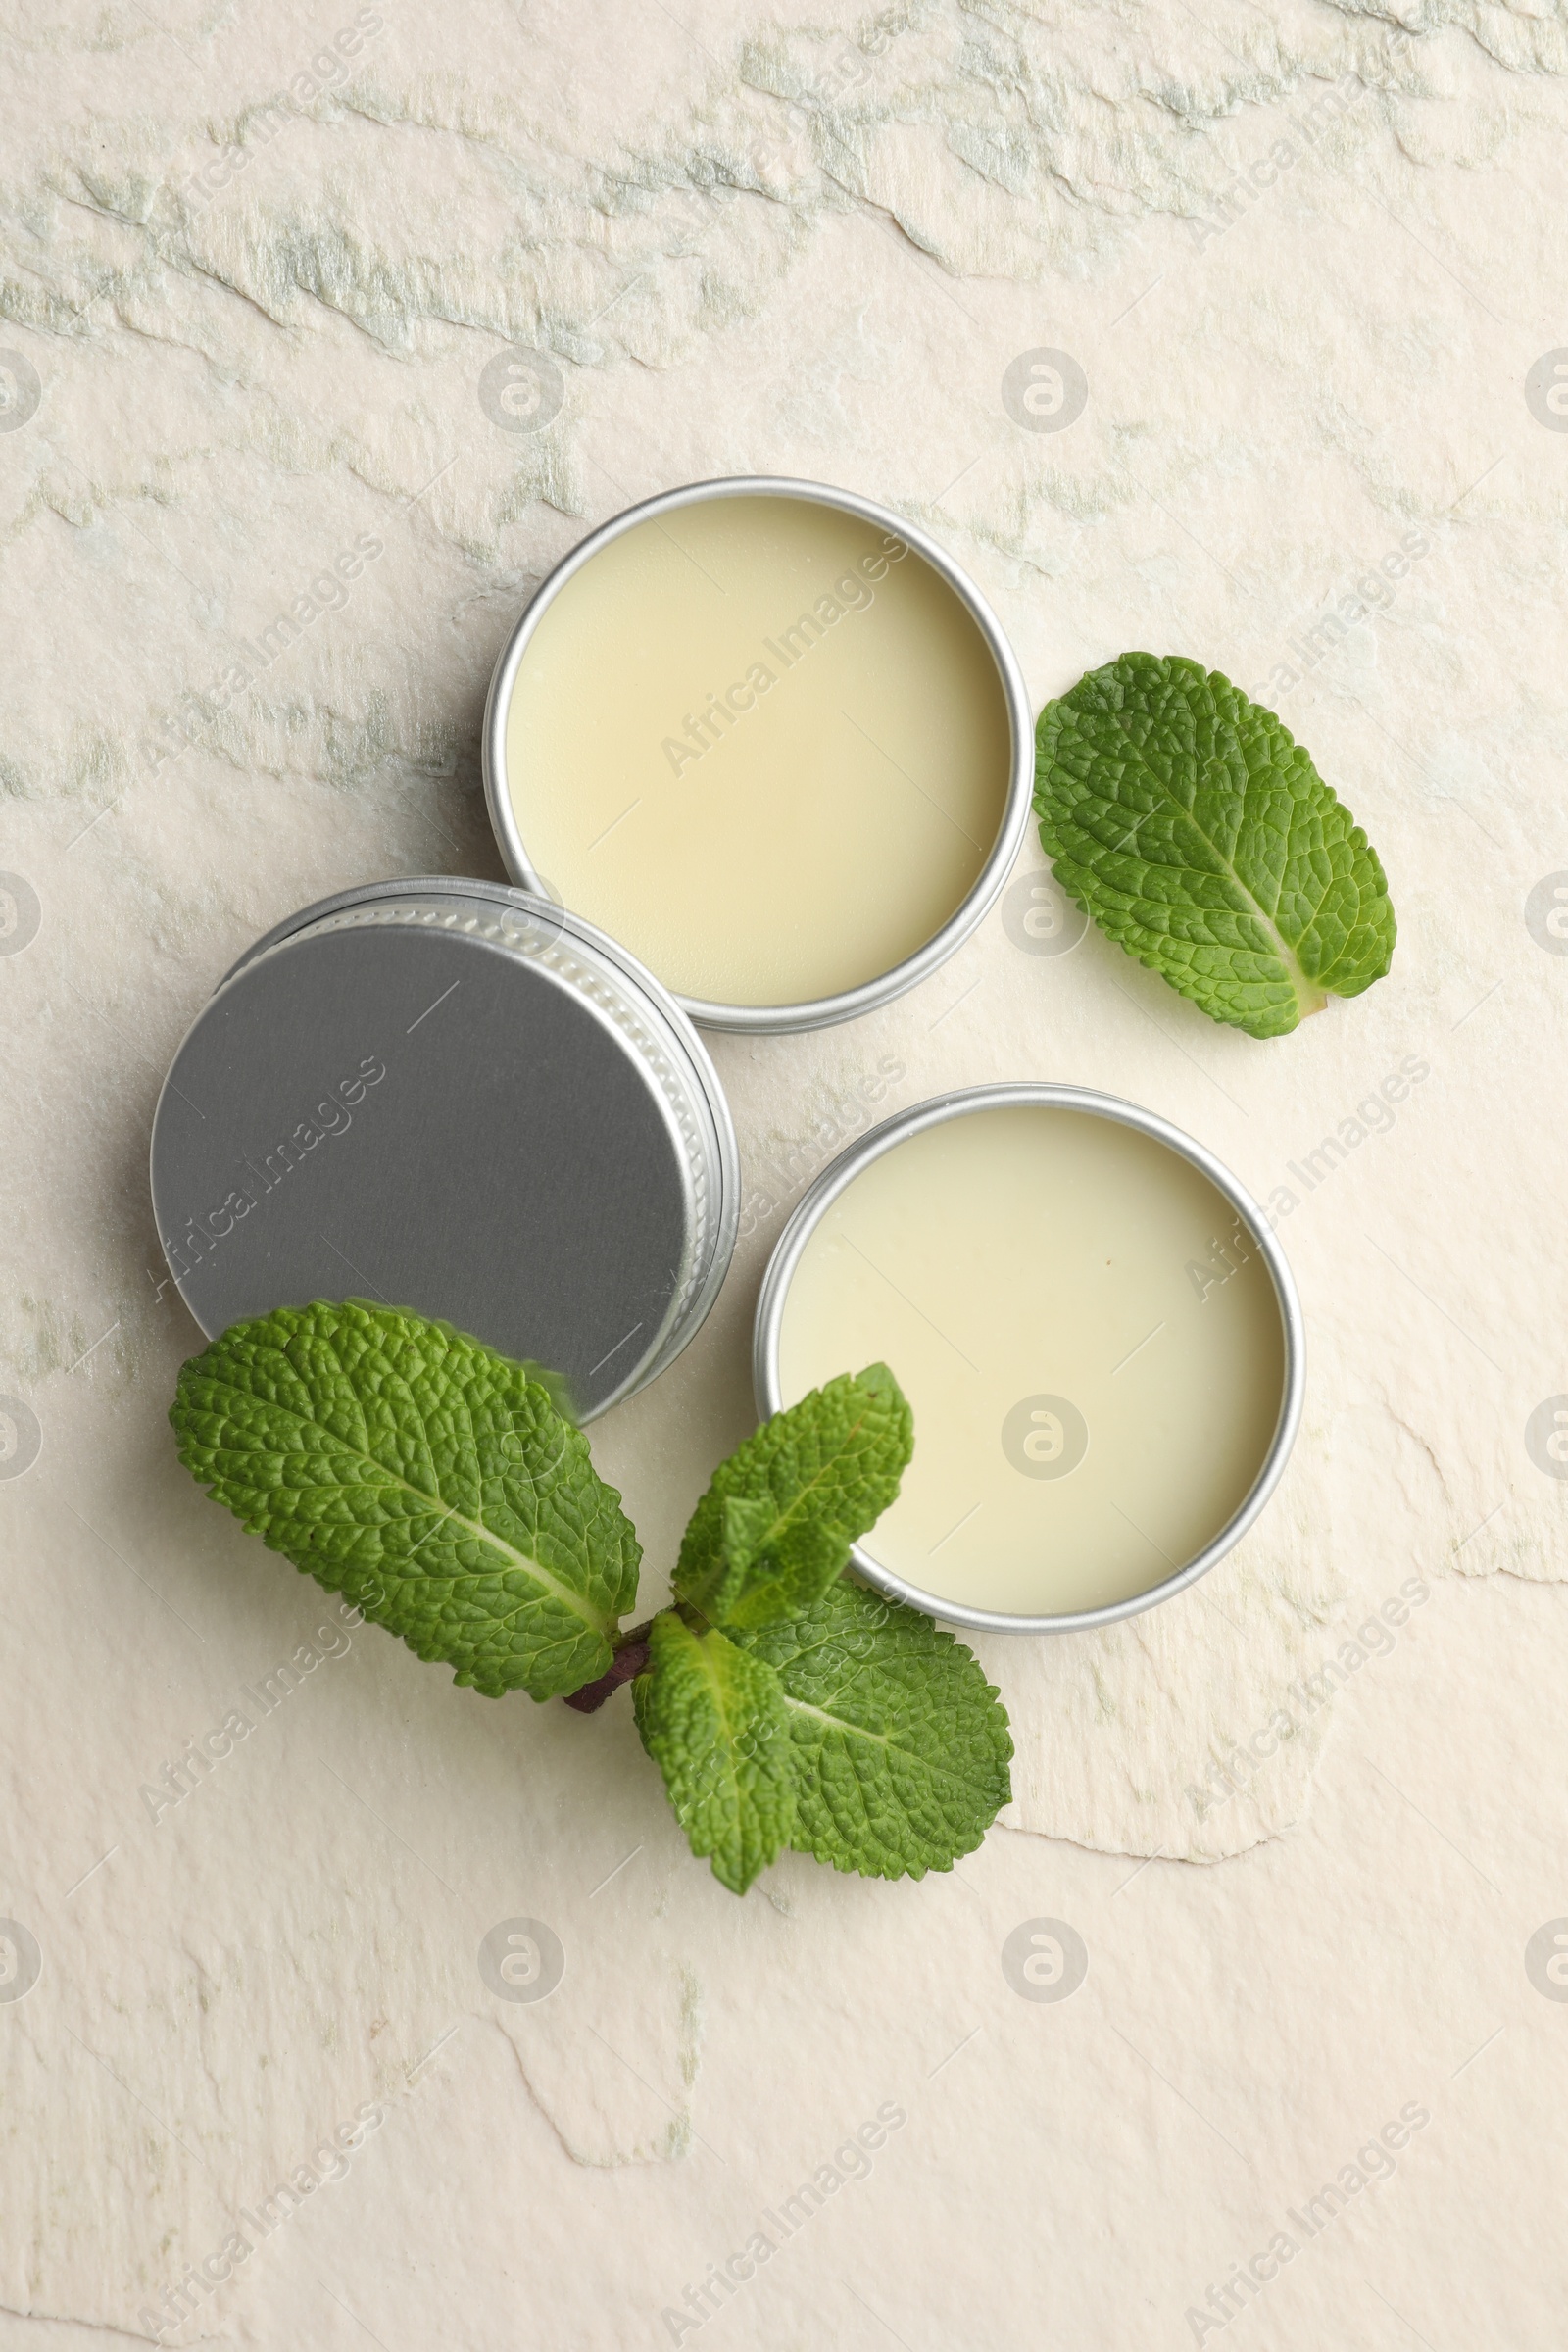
482, 475, 1034, 1033
150, 877, 739, 1420
754, 1085, 1305, 1634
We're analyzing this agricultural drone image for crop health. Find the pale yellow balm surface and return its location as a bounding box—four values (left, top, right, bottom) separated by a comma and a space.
777, 1108, 1287, 1618
504, 495, 1012, 1005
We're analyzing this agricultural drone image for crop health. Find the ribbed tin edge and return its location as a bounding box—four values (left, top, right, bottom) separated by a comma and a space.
162, 878, 740, 1420
752, 1084, 1305, 1635
480, 475, 1035, 1034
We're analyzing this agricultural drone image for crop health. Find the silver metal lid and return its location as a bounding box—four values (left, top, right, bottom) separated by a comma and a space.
150, 880, 739, 1419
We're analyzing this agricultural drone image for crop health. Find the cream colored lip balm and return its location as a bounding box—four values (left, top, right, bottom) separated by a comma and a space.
483, 481, 1027, 1028
761, 1091, 1298, 1628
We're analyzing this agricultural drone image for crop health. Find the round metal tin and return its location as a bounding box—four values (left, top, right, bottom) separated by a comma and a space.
753, 1084, 1305, 1635
151, 878, 739, 1420
481, 474, 1035, 1034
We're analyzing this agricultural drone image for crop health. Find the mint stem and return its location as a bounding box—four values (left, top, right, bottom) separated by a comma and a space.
562, 1619, 656, 1712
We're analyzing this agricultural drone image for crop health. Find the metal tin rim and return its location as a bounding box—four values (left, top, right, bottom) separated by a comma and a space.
480, 474, 1036, 1035
153, 877, 740, 1421
752, 1083, 1305, 1635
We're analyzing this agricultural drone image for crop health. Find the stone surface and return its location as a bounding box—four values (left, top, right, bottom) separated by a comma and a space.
2, 0, 1566, 2342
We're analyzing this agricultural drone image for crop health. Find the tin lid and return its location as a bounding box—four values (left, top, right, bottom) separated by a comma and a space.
150, 881, 738, 1419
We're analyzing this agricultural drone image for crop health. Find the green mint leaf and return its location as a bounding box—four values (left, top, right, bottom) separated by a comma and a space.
632, 1611, 797, 1895
719, 1494, 780, 1575
730, 1580, 1013, 1881
170, 1299, 640, 1701
718, 1491, 846, 1614
675, 1366, 914, 1630
1034, 651, 1396, 1038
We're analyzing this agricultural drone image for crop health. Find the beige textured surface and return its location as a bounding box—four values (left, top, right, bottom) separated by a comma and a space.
3, 0, 1567, 2342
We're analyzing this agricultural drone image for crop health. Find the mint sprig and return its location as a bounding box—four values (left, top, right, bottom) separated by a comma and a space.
170, 1302, 1012, 1896
1035, 651, 1396, 1038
